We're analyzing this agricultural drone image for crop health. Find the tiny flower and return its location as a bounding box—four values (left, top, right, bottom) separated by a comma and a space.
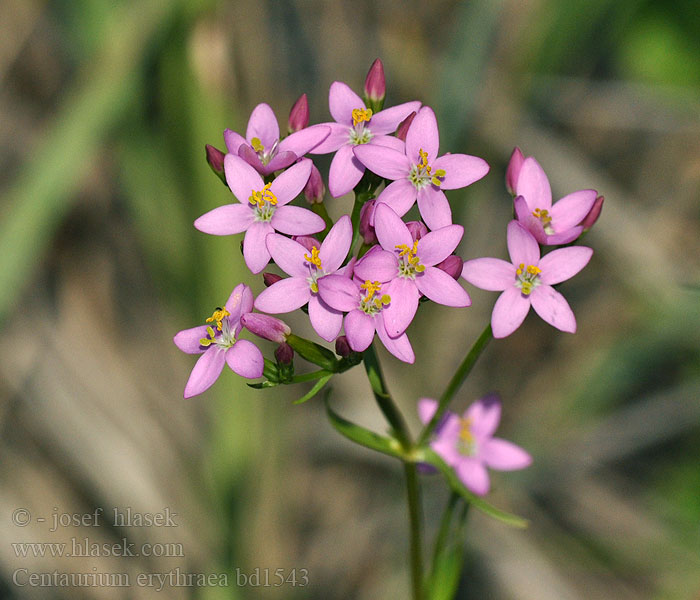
461, 221, 593, 338
363, 58, 386, 111
418, 395, 532, 496
224, 103, 329, 176
173, 284, 264, 398
580, 194, 604, 232
317, 275, 415, 363
194, 157, 325, 274
353, 106, 490, 230
254, 216, 353, 342
395, 111, 416, 142
505, 146, 524, 195
309, 81, 420, 197
353, 204, 470, 337
303, 163, 325, 204
240, 313, 291, 343
512, 155, 598, 245
288, 93, 310, 133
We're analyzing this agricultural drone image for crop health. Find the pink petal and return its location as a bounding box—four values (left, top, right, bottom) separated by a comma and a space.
465, 394, 501, 437
319, 215, 352, 273
260, 151, 297, 175
237, 144, 266, 172
269, 158, 312, 205
243, 221, 274, 274
374, 203, 412, 250
271, 205, 325, 235
194, 204, 254, 235
328, 144, 365, 197
173, 325, 209, 354
505, 147, 524, 195
344, 309, 375, 352
406, 106, 439, 165
265, 233, 310, 278
545, 227, 584, 245
529, 284, 576, 333
226, 283, 254, 322
538, 246, 593, 285
224, 154, 264, 204
308, 295, 343, 342
417, 225, 463, 266
507, 220, 540, 266
516, 157, 552, 210
184, 346, 226, 398
317, 275, 359, 312
480, 438, 532, 471
353, 144, 410, 180
417, 186, 452, 230
308, 122, 351, 154
246, 103, 280, 148
353, 247, 398, 282
382, 278, 419, 337
253, 277, 310, 313
278, 124, 330, 156
550, 189, 597, 231
417, 398, 439, 424
415, 267, 471, 307
370, 134, 407, 152
514, 195, 547, 244
432, 153, 489, 190
375, 313, 415, 363
456, 458, 490, 496
224, 129, 246, 154
491, 286, 531, 338
461, 258, 515, 291
374, 179, 418, 220
225, 339, 264, 379
329, 81, 364, 125
369, 100, 422, 134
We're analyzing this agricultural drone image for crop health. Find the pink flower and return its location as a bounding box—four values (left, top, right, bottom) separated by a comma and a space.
317, 275, 415, 363
309, 81, 420, 197
353, 204, 470, 337
418, 395, 531, 496
173, 284, 264, 398
510, 153, 598, 245
224, 103, 329, 176
353, 106, 489, 230
254, 216, 353, 342
194, 157, 325, 274
461, 221, 593, 338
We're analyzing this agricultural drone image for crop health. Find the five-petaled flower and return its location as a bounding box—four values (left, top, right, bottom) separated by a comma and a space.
461, 221, 593, 338
418, 395, 531, 496
173, 284, 264, 398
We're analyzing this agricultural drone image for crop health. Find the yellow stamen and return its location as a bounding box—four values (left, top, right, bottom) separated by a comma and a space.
360, 280, 382, 299
516, 263, 525, 276
248, 182, 278, 208
418, 149, 432, 174
250, 137, 265, 153
526, 265, 541, 275
395, 241, 424, 272
459, 418, 473, 443
206, 307, 230, 331
352, 107, 373, 126
304, 246, 322, 269
532, 208, 552, 226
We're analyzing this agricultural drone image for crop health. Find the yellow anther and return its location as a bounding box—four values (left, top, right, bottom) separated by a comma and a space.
304, 246, 322, 269
418, 149, 429, 169
206, 307, 230, 331
248, 183, 278, 208
352, 108, 373, 126
459, 418, 473, 443
380, 294, 391, 305
250, 137, 265, 154
360, 280, 382, 301
516, 263, 525, 276
526, 265, 541, 275
532, 208, 552, 225
521, 281, 533, 295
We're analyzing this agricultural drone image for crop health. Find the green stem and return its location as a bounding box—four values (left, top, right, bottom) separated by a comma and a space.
418, 323, 492, 445
405, 462, 424, 600
430, 491, 459, 574
362, 342, 412, 448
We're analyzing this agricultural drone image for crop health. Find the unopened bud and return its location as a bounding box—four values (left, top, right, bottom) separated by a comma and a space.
436, 255, 463, 280
580, 195, 604, 231
396, 111, 416, 142
205, 144, 226, 184
359, 199, 377, 244
364, 58, 386, 112
275, 342, 294, 365
288, 93, 310, 133
405, 221, 428, 242
335, 335, 352, 358
506, 146, 525, 195
304, 163, 325, 204
240, 313, 291, 343
263, 272, 283, 287
292, 235, 320, 253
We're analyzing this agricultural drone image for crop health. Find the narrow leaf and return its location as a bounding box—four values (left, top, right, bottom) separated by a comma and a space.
293, 373, 333, 404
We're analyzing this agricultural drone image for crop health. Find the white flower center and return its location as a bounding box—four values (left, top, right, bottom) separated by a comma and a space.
409, 148, 445, 189
358, 280, 390, 315
514, 263, 542, 296
395, 242, 425, 280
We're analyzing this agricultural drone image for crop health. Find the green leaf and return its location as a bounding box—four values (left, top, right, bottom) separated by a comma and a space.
422, 449, 529, 528
427, 543, 464, 600
325, 400, 405, 459
293, 373, 333, 404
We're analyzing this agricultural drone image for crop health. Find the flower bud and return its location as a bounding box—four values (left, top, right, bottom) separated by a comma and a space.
396, 111, 416, 142
288, 93, 310, 133
292, 235, 320, 253
262, 272, 283, 287
580, 195, 604, 231
304, 163, 325, 204
364, 58, 386, 112
335, 335, 352, 358
405, 221, 428, 242
506, 146, 524, 195
205, 144, 226, 184
435, 255, 463, 280
275, 342, 294, 365
359, 199, 377, 244
240, 313, 291, 343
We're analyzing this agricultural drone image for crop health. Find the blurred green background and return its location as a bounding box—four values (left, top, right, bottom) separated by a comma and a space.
0, 0, 699, 598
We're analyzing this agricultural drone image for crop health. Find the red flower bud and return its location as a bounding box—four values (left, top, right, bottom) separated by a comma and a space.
580, 195, 604, 231
359, 200, 377, 245
263, 272, 283, 287
335, 335, 352, 358
505, 146, 524, 195
405, 221, 428, 242
395, 112, 416, 142
205, 144, 225, 175
364, 58, 386, 108
435, 255, 463, 280
240, 313, 291, 343
288, 93, 310, 133
303, 163, 325, 205
275, 342, 294, 365
292, 235, 320, 253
